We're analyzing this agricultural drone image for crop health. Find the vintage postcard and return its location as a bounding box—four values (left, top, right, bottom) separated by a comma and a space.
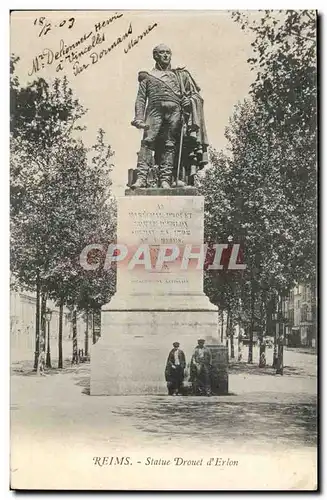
10, 10, 317, 490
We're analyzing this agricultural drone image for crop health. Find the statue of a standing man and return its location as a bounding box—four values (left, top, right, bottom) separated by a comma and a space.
131, 44, 209, 189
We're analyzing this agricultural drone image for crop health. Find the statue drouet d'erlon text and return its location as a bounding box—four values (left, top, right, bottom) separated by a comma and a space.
130, 44, 209, 189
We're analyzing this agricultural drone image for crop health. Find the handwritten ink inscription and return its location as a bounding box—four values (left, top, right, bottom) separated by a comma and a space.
28, 13, 158, 78
28, 32, 105, 76
124, 23, 158, 54
33, 16, 75, 37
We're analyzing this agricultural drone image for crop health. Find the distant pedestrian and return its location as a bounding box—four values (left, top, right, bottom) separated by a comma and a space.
259, 351, 267, 367
190, 339, 212, 396
37, 351, 46, 376
165, 342, 186, 396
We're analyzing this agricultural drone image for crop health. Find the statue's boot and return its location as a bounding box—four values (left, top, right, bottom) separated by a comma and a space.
131, 177, 147, 189
131, 144, 153, 189
160, 148, 174, 188
173, 179, 186, 187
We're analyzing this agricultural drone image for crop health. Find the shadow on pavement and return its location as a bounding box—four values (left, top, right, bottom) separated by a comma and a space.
110, 398, 317, 448
229, 362, 313, 378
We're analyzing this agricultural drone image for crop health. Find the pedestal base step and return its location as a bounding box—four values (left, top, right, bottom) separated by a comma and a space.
90, 310, 228, 396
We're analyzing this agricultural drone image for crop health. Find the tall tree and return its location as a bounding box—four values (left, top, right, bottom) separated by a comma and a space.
10, 66, 88, 368
232, 10, 317, 285
44, 130, 116, 363
200, 11, 316, 368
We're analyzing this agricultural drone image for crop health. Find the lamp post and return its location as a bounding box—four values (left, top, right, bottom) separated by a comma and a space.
45, 308, 52, 369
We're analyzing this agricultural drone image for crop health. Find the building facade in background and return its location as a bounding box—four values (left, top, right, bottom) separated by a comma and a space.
285, 284, 317, 348
10, 289, 90, 362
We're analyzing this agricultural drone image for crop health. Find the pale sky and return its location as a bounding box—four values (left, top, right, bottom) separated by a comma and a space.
11, 10, 257, 195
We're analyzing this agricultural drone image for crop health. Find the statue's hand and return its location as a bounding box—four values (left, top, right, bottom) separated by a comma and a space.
181, 96, 191, 109
131, 119, 148, 130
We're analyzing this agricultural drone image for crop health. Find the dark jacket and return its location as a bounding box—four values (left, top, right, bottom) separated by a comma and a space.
192, 346, 212, 366
165, 348, 186, 382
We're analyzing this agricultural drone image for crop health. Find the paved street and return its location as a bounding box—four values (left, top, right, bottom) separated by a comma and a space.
11, 346, 317, 451
10, 346, 317, 490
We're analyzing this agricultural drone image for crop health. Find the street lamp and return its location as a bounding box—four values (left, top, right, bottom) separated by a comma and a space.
45, 308, 52, 369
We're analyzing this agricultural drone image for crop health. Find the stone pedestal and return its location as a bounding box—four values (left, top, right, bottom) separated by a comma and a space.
90, 190, 221, 396
208, 345, 229, 395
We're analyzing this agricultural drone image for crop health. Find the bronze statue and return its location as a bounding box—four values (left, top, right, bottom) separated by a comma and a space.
130, 44, 208, 189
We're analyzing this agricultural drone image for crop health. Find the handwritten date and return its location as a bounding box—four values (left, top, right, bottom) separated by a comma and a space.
34, 16, 75, 37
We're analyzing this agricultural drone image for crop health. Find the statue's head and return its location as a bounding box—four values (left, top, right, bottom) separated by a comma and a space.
153, 44, 172, 68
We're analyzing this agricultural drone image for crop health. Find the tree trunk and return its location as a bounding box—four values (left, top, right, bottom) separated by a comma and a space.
259, 300, 267, 367
225, 312, 229, 350
40, 292, 47, 353
46, 320, 52, 368
72, 307, 78, 364
276, 298, 284, 375
248, 283, 255, 363
230, 313, 235, 359
311, 282, 317, 350
230, 331, 235, 359
276, 324, 284, 375
92, 311, 97, 345
273, 321, 279, 368
226, 309, 230, 356
58, 300, 63, 369
97, 308, 101, 337
272, 296, 279, 368
220, 311, 224, 343
238, 328, 243, 361
85, 311, 89, 357
33, 275, 41, 370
